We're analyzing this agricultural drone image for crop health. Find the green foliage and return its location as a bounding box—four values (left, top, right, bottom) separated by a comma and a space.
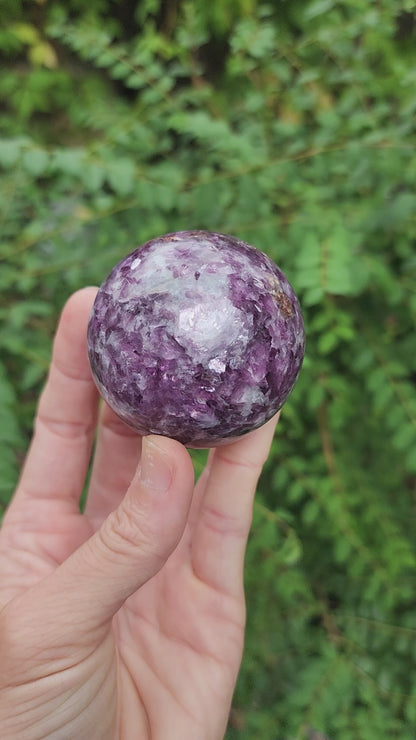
1, 0, 416, 737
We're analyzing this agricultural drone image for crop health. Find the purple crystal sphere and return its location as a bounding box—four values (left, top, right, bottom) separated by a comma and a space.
87, 231, 305, 447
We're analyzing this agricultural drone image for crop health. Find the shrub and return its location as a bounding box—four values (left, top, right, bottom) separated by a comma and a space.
1, 1, 416, 737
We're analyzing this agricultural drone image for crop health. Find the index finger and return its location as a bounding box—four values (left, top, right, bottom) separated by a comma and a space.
191, 414, 279, 597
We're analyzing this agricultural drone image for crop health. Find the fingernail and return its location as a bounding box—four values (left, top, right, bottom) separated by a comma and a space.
140, 437, 173, 494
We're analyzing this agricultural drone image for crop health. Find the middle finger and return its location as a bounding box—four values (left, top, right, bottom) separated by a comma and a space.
85, 402, 142, 529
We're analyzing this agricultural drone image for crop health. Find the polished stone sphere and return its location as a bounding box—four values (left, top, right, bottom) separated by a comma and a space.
87, 230, 305, 447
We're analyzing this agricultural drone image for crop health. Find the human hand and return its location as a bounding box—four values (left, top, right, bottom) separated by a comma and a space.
0, 288, 279, 740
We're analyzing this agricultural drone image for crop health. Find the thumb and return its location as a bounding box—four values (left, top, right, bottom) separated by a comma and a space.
80, 435, 195, 620
25, 436, 194, 637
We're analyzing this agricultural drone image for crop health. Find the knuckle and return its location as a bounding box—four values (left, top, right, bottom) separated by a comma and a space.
99, 503, 160, 561
101, 408, 139, 438
36, 412, 95, 441
201, 505, 248, 539
215, 450, 263, 474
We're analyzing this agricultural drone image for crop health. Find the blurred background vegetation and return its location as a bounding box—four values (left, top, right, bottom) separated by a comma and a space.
1, 0, 416, 737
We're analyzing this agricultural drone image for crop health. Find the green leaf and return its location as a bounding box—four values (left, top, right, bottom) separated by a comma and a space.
392, 423, 415, 452
0, 361, 21, 506
82, 162, 106, 192
107, 158, 136, 195
22, 147, 50, 176
0, 138, 22, 167
279, 530, 303, 566
53, 148, 86, 176
304, 0, 335, 21
10, 22, 39, 45
318, 331, 339, 354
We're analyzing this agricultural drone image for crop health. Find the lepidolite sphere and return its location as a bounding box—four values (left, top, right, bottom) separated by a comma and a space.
87, 231, 305, 447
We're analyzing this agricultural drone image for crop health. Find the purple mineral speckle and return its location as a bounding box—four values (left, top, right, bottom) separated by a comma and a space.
87, 230, 305, 447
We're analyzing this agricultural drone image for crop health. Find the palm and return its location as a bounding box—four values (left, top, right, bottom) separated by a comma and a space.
114, 544, 245, 738
0, 455, 248, 740
0, 289, 277, 740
